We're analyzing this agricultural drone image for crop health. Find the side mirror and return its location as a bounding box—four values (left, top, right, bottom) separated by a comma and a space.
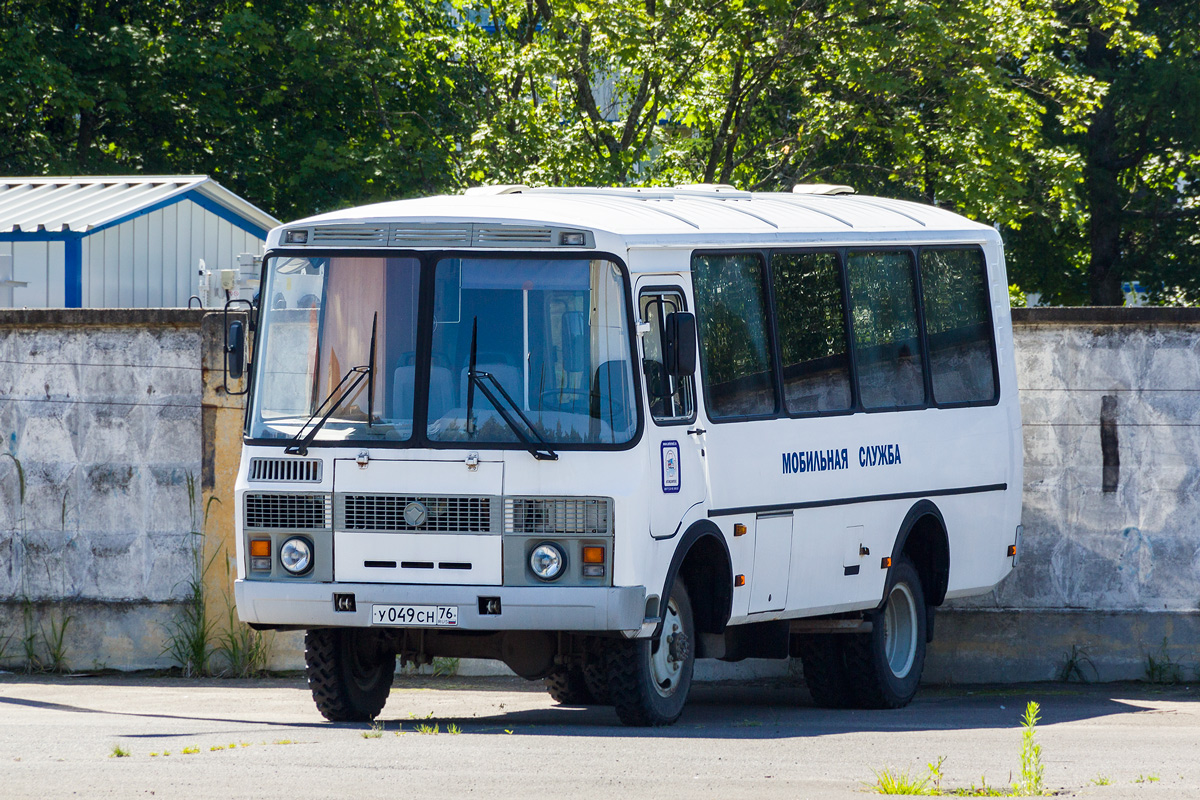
223, 298, 254, 395
664, 312, 697, 378
226, 320, 245, 380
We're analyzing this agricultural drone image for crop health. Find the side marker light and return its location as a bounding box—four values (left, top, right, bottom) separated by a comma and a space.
733, 523, 747, 536
880, 556, 892, 569
734, 574, 746, 587
1008, 544, 1017, 558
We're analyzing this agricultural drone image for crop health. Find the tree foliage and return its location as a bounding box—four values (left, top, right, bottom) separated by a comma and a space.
1, 0, 1195, 304
0, 0, 479, 219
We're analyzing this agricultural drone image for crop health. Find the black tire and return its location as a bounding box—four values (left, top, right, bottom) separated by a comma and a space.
796, 634, 854, 708
582, 661, 612, 705
305, 628, 396, 722
606, 579, 695, 727
543, 665, 596, 705
843, 556, 928, 709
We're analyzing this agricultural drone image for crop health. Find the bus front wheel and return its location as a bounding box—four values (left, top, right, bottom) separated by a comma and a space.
843, 556, 927, 709
606, 579, 695, 726
305, 628, 395, 721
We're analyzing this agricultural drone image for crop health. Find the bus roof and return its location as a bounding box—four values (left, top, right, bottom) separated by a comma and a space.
273, 186, 998, 251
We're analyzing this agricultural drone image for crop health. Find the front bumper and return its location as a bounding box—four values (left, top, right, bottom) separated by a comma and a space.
235, 579, 647, 632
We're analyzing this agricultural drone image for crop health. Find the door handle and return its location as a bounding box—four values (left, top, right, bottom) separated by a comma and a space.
687, 428, 706, 436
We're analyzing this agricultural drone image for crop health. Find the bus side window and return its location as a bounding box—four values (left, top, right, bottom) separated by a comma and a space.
771, 251, 853, 414
919, 248, 998, 405
847, 250, 926, 409
691, 253, 777, 419
639, 291, 696, 422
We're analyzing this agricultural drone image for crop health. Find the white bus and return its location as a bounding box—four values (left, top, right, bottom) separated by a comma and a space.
231, 184, 1022, 727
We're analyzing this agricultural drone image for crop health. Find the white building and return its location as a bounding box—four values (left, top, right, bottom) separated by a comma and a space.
0, 176, 279, 308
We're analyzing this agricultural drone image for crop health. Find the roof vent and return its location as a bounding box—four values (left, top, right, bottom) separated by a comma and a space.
464, 185, 530, 196
475, 226, 554, 246
311, 224, 389, 245
390, 225, 471, 246
792, 184, 855, 196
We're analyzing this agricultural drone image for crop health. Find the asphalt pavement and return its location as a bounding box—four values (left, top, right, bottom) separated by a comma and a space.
1, 672, 1198, 799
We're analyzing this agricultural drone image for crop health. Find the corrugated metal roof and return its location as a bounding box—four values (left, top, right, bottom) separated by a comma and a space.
295, 185, 993, 246
0, 175, 279, 234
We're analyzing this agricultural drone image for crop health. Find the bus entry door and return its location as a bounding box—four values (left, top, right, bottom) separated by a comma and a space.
638, 284, 707, 540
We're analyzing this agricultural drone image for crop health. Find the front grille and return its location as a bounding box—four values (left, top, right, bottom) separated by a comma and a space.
341, 494, 493, 532
244, 493, 331, 530
504, 497, 611, 535
248, 458, 322, 482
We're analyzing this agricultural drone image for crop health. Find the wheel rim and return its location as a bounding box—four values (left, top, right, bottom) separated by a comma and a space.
649, 596, 688, 698
883, 582, 918, 679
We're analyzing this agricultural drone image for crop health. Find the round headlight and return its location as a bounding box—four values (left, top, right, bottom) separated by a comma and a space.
280, 537, 313, 575
529, 542, 566, 581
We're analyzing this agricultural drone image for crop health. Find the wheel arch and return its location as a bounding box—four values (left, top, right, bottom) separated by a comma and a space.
659, 519, 733, 637
887, 500, 950, 608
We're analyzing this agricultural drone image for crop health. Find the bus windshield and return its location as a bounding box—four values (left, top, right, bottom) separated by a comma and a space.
248, 254, 638, 448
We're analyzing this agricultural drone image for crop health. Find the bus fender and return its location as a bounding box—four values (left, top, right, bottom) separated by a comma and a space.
654, 519, 733, 639
885, 499, 950, 639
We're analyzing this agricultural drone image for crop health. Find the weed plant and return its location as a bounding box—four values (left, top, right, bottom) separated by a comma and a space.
1144, 637, 1184, 684
1057, 644, 1096, 683
216, 603, 272, 677
161, 475, 218, 676
869, 701, 1047, 796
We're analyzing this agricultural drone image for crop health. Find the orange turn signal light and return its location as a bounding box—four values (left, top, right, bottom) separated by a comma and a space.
1008, 544, 1017, 557
582, 546, 605, 564
880, 556, 892, 569
734, 574, 746, 587
733, 523, 747, 537
250, 539, 271, 557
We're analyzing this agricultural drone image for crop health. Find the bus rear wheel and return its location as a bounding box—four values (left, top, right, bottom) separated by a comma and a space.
543, 665, 596, 705
305, 628, 395, 721
796, 634, 854, 708
843, 557, 927, 709
606, 579, 695, 727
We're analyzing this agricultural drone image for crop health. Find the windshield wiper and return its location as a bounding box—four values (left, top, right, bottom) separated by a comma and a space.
286, 313, 377, 456
464, 317, 557, 461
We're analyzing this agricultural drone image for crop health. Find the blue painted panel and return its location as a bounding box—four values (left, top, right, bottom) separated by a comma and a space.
65, 235, 82, 307
87, 189, 270, 239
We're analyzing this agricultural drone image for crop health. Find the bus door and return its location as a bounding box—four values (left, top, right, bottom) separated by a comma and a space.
636, 283, 707, 539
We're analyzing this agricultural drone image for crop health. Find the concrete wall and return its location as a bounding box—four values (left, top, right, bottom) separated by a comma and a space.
0, 309, 206, 669
926, 307, 1200, 682
3, 306, 1199, 682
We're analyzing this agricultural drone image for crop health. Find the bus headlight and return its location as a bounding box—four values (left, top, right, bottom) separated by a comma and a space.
529, 542, 566, 581
280, 537, 313, 575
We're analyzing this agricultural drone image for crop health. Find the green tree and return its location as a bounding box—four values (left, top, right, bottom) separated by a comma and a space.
0, 0, 479, 220
1005, 1, 1200, 305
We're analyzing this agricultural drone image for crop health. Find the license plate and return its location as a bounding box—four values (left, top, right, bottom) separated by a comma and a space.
370, 604, 458, 627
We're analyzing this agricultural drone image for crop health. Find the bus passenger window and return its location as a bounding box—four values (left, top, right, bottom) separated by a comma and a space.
847, 250, 926, 409
771, 251, 852, 414
639, 291, 695, 422
920, 248, 997, 405
692, 253, 777, 419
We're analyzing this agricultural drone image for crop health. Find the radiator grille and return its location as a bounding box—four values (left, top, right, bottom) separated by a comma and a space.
248, 458, 322, 482
244, 493, 331, 530
504, 497, 611, 535
341, 495, 493, 532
